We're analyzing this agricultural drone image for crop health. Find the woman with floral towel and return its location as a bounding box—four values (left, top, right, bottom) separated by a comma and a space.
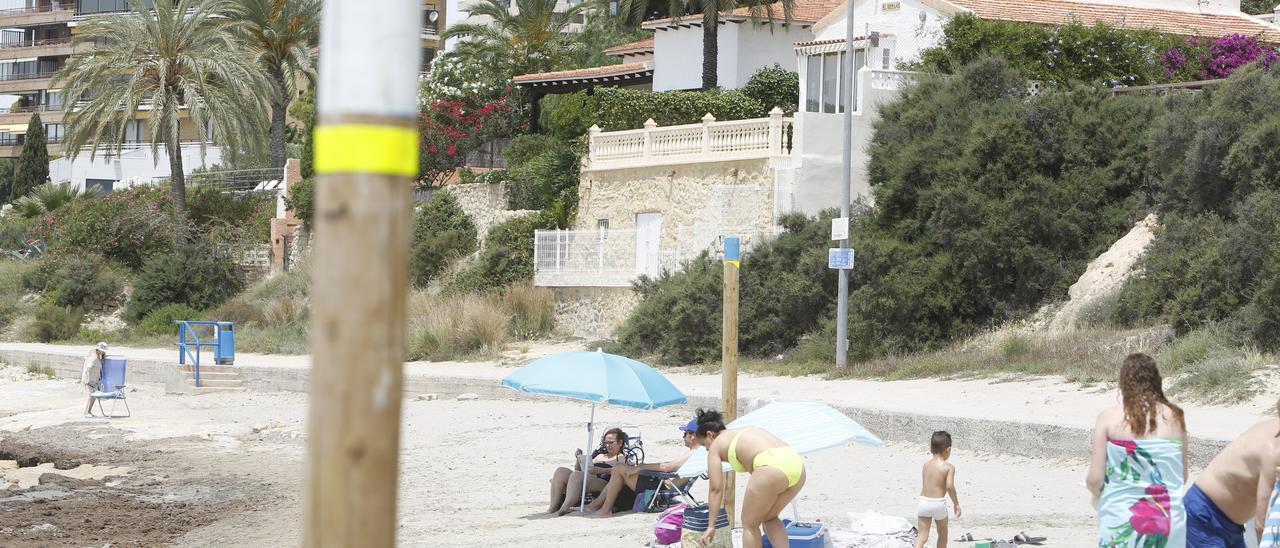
1086, 353, 1188, 547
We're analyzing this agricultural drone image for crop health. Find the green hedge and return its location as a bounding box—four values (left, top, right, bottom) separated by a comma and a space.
742, 65, 799, 115
411, 192, 478, 288
592, 87, 766, 131
126, 246, 243, 324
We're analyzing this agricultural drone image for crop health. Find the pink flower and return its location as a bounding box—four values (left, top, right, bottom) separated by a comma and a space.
1112, 439, 1138, 455
1128, 484, 1171, 536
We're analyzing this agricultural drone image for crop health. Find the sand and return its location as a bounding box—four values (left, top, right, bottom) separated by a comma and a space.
0, 367, 1104, 547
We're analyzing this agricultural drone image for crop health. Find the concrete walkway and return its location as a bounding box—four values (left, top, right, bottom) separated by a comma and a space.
0, 341, 1270, 466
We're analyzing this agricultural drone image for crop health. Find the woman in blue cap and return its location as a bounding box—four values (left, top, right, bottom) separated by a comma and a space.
586, 417, 702, 517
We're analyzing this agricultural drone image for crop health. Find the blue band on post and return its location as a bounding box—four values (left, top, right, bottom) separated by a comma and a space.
723, 236, 740, 267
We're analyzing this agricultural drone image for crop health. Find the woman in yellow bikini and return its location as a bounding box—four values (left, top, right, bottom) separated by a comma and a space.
694, 408, 805, 548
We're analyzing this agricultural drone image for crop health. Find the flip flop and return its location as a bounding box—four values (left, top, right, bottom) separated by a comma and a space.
1012, 532, 1046, 545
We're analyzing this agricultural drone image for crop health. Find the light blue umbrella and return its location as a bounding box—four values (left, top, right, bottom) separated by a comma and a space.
502, 349, 687, 509
675, 401, 883, 478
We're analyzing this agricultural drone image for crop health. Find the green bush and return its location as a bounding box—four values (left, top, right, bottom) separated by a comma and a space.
542, 92, 599, 139
742, 65, 799, 114
29, 186, 178, 269
135, 303, 203, 336
593, 87, 766, 131
283, 176, 315, 230
449, 212, 557, 294
0, 215, 32, 250
411, 192, 478, 288
506, 145, 580, 224
188, 187, 274, 244
125, 246, 243, 324
503, 133, 562, 168
918, 14, 1183, 86
20, 255, 61, 292
844, 57, 1158, 359
24, 303, 82, 342
50, 254, 122, 309
611, 212, 836, 364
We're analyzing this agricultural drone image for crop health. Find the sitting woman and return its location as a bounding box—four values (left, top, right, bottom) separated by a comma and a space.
546, 427, 628, 516
587, 418, 701, 517
1086, 353, 1188, 547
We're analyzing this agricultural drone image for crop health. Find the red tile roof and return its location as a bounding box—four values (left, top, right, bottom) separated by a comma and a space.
603, 38, 655, 55
946, 0, 1280, 44
513, 61, 653, 85
643, 0, 845, 28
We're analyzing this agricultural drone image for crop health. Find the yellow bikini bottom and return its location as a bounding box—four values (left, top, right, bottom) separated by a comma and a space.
753, 446, 804, 488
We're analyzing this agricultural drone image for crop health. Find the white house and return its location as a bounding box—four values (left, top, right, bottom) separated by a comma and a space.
49, 144, 223, 193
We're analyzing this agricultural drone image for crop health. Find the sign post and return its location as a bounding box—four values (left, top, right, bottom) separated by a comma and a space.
837, 0, 856, 369
721, 236, 740, 527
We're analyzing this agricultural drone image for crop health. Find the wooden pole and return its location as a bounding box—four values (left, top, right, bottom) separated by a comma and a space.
722, 236, 741, 528
304, 1, 420, 547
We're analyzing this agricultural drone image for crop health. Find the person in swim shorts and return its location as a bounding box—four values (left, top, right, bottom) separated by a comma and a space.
915, 431, 962, 548
694, 408, 805, 548
1188, 410, 1280, 547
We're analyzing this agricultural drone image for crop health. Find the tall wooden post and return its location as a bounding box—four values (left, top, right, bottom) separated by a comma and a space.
722, 236, 740, 527
304, 1, 420, 547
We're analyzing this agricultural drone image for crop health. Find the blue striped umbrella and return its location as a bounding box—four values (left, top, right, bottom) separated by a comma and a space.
675, 401, 882, 478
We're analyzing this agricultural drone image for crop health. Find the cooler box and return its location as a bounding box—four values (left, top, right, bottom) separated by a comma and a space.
760, 521, 831, 548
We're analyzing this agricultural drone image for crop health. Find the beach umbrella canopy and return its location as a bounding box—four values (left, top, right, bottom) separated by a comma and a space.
675, 401, 883, 478
501, 349, 687, 509
501, 350, 687, 410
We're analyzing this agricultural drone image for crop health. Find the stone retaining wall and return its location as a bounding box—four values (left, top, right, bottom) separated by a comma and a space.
550, 286, 641, 340
444, 182, 539, 242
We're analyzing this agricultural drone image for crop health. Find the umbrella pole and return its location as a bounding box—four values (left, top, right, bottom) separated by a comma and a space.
580, 403, 595, 512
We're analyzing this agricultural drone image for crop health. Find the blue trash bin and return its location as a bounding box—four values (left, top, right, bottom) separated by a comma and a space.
214, 321, 235, 365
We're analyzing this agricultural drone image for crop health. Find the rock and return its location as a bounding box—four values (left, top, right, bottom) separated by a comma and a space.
252, 423, 268, 433
415, 394, 438, 401
30, 523, 57, 533
456, 393, 479, 401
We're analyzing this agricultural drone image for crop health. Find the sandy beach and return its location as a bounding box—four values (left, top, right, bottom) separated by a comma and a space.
0, 360, 1141, 547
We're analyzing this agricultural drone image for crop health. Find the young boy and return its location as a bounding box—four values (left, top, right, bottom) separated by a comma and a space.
915, 431, 961, 548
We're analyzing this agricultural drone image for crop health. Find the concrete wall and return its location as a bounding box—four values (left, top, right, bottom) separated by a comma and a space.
443, 182, 539, 242
49, 144, 223, 192
653, 23, 737, 91
789, 67, 909, 213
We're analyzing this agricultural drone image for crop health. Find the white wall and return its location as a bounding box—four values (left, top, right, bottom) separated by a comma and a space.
653, 24, 738, 91
729, 22, 814, 88
813, 0, 947, 68
49, 145, 223, 192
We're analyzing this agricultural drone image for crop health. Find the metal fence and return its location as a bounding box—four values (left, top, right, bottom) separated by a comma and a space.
147, 167, 285, 195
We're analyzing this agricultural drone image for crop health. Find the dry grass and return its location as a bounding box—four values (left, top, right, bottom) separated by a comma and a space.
502, 285, 555, 339
407, 291, 510, 361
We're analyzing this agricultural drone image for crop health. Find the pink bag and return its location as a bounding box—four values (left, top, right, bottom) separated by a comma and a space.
654, 504, 687, 545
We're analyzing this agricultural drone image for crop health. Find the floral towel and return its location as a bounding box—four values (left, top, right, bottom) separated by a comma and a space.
1260, 479, 1280, 548
1098, 439, 1185, 547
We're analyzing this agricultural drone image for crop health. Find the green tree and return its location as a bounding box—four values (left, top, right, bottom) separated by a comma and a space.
0, 158, 16, 204
441, 0, 595, 77
54, 0, 272, 222
225, 0, 320, 170
1242, 0, 1275, 15
13, 112, 49, 200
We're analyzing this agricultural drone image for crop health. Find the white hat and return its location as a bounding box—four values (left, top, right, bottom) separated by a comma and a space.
95, 342, 108, 353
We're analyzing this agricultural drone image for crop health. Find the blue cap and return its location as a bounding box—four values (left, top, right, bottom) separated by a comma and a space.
679, 418, 698, 433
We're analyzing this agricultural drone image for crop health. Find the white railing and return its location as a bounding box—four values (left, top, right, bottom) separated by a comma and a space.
586, 107, 792, 170
533, 225, 777, 287
868, 69, 918, 91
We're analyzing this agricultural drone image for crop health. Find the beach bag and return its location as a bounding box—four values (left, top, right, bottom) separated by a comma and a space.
654, 504, 686, 545
681, 504, 730, 548
632, 472, 665, 512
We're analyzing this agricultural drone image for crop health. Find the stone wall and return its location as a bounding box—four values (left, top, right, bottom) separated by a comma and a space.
575, 158, 779, 254
551, 286, 641, 340
444, 182, 538, 242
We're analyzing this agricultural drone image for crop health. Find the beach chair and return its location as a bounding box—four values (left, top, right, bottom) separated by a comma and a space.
90, 358, 131, 418
638, 471, 703, 512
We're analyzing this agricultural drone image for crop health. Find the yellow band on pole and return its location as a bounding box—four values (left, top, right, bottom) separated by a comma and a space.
314, 124, 419, 177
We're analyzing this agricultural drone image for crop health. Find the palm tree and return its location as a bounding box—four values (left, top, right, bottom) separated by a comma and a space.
618, 0, 796, 89
54, 0, 272, 219
443, 0, 596, 77
224, 0, 320, 170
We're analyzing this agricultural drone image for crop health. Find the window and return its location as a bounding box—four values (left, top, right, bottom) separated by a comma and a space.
821, 53, 838, 113
572, 12, 585, 24
124, 119, 143, 143
85, 179, 115, 193
805, 55, 820, 112
597, 219, 608, 239
44, 123, 63, 142
882, 47, 892, 69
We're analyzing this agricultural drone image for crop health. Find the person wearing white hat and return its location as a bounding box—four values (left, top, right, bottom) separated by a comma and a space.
81, 342, 107, 418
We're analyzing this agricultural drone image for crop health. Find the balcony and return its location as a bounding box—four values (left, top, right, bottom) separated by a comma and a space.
0, 70, 59, 94
585, 108, 793, 171
0, 136, 62, 158
0, 3, 75, 27
0, 36, 76, 60
0, 104, 63, 125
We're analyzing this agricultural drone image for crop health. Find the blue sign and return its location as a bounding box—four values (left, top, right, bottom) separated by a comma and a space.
723, 237, 740, 262
828, 248, 855, 270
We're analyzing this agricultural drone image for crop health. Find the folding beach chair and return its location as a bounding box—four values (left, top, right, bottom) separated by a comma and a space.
638, 470, 703, 512
90, 358, 130, 418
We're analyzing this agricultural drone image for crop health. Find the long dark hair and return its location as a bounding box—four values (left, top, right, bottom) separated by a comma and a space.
1120, 353, 1186, 437
695, 408, 726, 437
